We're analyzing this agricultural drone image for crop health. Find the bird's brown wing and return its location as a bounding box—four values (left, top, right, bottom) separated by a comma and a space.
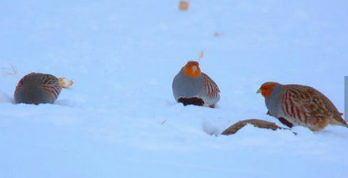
283, 86, 344, 125
298, 87, 347, 127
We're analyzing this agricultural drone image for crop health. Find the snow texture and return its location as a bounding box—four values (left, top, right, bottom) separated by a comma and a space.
1, 0, 348, 178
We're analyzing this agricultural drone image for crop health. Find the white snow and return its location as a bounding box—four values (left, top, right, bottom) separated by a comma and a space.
1, 0, 348, 177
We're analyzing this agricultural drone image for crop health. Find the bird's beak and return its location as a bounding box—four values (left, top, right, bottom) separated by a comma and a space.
192, 66, 197, 71
256, 88, 261, 94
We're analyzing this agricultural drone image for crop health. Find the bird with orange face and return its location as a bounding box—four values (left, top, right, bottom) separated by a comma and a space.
257, 82, 348, 131
172, 61, 220, 108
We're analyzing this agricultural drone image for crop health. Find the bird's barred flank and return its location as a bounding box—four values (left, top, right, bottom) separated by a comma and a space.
41, 75, 61, 99
41, 84, 61, 99
281, 89, 308, 123
203, 74, 219, 98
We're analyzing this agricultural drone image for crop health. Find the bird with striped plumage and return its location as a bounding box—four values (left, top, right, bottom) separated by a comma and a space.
257, 82, 348, 131
172, 61, 220, 108
14, 73, 62, 105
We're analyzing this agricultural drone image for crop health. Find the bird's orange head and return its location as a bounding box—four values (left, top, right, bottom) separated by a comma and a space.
183, 61, 201, 78
257, 82, 278, 98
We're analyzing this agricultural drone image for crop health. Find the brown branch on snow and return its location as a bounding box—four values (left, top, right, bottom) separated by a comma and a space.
221, 119, 297, 135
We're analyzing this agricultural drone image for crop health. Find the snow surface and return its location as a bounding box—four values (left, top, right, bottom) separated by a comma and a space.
1, 0, 348, 177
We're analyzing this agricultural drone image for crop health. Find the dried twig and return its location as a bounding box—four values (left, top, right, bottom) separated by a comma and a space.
1, 64, 18, 76
10, 64, 17, 75
198, 50, 204, 60
179, 1, 189, 11
161, 120, 166, 125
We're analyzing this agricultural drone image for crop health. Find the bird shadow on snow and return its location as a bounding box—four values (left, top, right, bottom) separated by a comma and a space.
54, 99, 76, 107
202, 120, 223, 136
313, 127, 348, 139
0, 91, 14, 104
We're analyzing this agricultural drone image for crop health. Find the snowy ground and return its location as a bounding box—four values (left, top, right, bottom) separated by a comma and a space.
1, 0, 348, 177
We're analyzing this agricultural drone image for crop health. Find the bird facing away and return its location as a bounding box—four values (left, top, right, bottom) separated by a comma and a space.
14, 73, 61, 104
172, 61, 220, 108
257, 82, 348, 131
